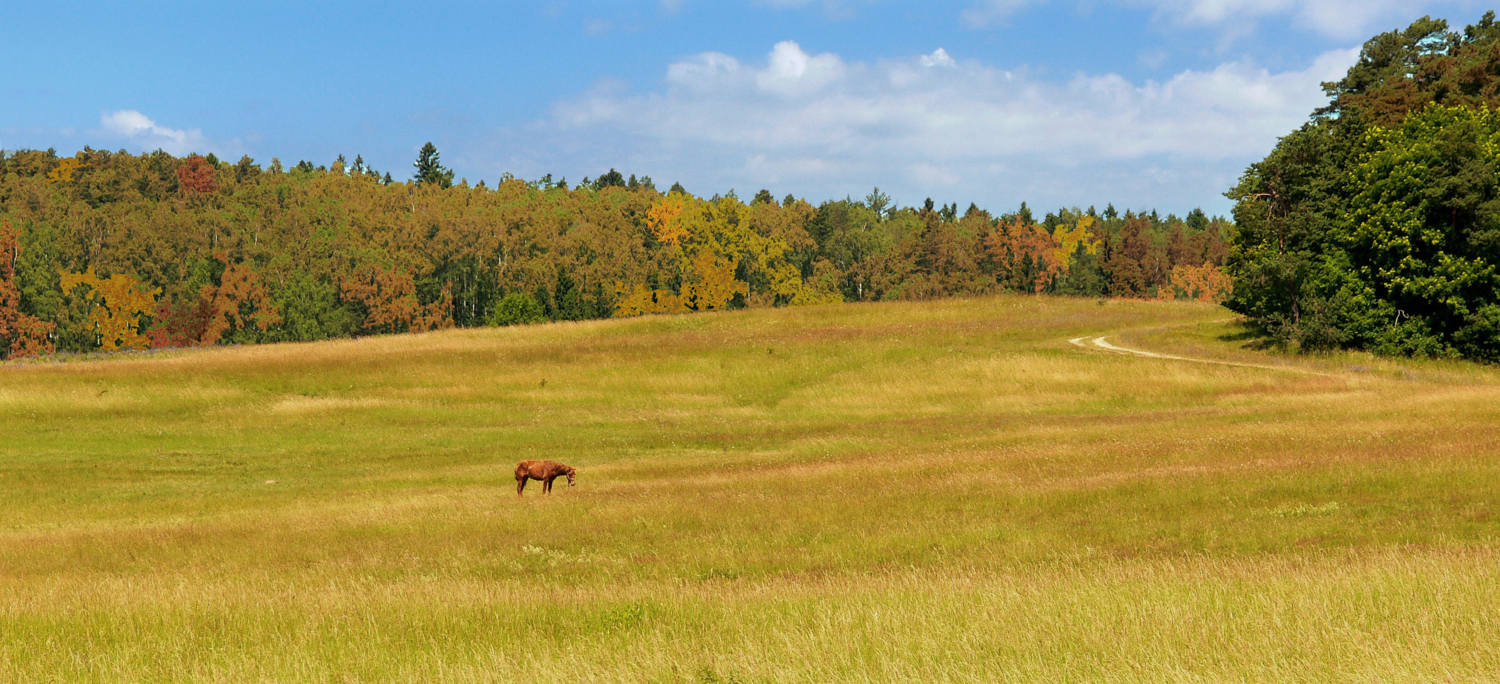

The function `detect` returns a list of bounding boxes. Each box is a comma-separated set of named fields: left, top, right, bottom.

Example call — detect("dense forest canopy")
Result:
left=1228, top=12, right=1500, bottom=361
left=0, top=140, right=1231, bottom=360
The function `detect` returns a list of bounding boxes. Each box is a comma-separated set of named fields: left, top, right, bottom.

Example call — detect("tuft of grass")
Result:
left=3, top=295, right=1499, bottom=681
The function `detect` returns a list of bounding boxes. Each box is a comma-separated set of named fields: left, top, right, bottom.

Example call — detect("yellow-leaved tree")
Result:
left=614, top=284, right=685, bottom=317
left=646, top=193, right=691, bottom=247
left=59, top=268, right=159, bottom=351
left=45, top=157, right=84, bottom=186
left=1051, top=216, right=1101, bottom=272
left=680, top=251, right=748, bottom=312
left=620, top=193, right=842, bottom=316
left=1156, top=263, right=1233, bottom=303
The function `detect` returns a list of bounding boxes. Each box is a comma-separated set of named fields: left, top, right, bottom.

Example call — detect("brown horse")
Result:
left=515, top=460, right=576, bottom=496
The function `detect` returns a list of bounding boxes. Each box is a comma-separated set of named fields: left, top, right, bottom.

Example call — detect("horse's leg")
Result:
left=544, top=475, right=555, bottom=494
left=517, top=476, right=527, bottom=497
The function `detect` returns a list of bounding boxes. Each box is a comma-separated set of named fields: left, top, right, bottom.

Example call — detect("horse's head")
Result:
left=566, top=468, right=577, bottom=487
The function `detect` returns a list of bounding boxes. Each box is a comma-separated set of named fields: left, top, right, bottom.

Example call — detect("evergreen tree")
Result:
left=593, top=168, right=626, bottom=189
left=412, top=142, right=454, bottom=188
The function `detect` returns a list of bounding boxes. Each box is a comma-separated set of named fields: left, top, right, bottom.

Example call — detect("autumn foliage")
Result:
left=175, top=155, right=219, bottom=194
left=59, top=268, right=159, bottom=351
left=1157, top=263, right=1233, bottom=304
left=45, top=158, right=83, bottom=186
left=0, top=148, right=1231, bottom=358
left=646, top=193, right=690, bottom=247
left=146, top=254, right=283, bottom=348
left=339, top=261, right=452, bottom=334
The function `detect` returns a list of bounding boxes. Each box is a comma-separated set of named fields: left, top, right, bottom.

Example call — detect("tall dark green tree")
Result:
left=591, top=168, right=626, bottom=190
left=412, top=142, right=454, bottom=188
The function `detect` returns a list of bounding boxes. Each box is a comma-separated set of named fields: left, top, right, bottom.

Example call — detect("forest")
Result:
left=1228, top=12, right=1500, bottom=361
left=0, top=143, right=1231, bottom=359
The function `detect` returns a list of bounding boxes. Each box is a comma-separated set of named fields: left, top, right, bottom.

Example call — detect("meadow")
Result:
left=2, top=295, right=1499, bottom=682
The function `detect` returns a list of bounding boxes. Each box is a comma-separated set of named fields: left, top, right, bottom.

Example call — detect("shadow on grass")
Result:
left=1218, top=319, right=1289, bottom=353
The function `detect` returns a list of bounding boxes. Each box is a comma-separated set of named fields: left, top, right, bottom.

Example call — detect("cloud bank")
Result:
left=517, top=40, right=1356, bottom=214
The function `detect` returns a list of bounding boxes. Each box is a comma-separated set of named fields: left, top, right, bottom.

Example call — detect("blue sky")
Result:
left=2, top=1, right=1487, bottom=215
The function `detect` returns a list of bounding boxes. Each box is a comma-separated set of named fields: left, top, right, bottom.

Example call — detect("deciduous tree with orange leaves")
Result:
left=147, top=254, right=284, bottom=348
left=987, top=217, right=1064, bottom=294
left=339, top=260, right=452, bottom=334
left=1157, top=263, right=1233, bottom=303
left=176, top=155, right=218, bottom=194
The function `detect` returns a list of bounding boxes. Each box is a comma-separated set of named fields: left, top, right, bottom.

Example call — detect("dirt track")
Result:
left=1068, top=334, right=1334, bottom=376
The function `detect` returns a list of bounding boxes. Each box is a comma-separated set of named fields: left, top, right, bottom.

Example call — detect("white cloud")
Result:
left=500, top=41, right=1358, bottom=214
left=98, top=110, right=234, bottom=157
left=757, top=41, right=846, bottom=94
left=918, top=48, right=957, bottom=68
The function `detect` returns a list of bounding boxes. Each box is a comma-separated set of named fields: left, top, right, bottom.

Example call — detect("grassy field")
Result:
left=3, top=295, right=1499, bottom=682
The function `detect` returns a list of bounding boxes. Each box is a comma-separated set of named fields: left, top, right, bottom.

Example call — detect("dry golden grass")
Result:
left=2, top=295, right=1498, bottom=682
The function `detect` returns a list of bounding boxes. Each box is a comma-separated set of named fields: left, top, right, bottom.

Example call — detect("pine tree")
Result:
left=412, top=142, right=454, bottom=188
left=593, top=168, right=625, bottom=189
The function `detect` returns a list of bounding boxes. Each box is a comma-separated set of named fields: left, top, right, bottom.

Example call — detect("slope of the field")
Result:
left=3, top=296, right=1499, bottom=682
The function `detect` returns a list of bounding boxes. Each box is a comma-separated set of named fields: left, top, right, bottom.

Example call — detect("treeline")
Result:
left=0, top=144, right=1231, bottom=359
left=1228, top=12, right=1500, bottom=361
